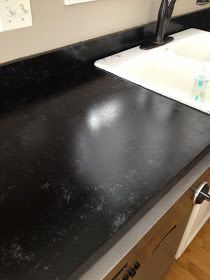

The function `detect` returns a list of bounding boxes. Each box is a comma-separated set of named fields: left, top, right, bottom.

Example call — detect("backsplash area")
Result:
left=0, top=0, right=209, bottom=64
left=0, top=8, right=210, bottom=95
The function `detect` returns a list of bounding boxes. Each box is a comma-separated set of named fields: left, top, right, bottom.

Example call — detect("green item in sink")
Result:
left=192, top=64, right=209, bottom=102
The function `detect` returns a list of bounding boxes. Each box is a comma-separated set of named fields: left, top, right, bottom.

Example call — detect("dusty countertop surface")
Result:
left=0, top=62, right=210, bottom=280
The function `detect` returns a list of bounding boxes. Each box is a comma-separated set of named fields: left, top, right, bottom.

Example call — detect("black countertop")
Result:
left=0, top=64, right=210, bottom=280
left=1, top=9, right=210, bottom=279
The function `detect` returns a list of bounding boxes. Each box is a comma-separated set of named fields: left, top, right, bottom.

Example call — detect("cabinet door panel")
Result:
left=176, top=167, right=210, bottom=257
left=104, top=188, right=193, bottom=280
left=135, top=219, right=188, bottom=280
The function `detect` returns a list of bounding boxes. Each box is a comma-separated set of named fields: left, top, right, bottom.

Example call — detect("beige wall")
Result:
left=0, top=0, right=209, bottom=64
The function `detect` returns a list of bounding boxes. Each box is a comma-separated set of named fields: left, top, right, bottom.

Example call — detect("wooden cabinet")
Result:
left=176, top=168, right=210, bottom=258
left=104, top=188, right=194, bottom=280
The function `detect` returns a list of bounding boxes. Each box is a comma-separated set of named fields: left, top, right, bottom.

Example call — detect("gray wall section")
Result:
left=0, top=0, right=209, bottom=64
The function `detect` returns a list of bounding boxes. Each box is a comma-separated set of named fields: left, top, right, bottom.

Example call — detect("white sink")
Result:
left=95, top=29, right=210, bottom=114
left=167, top=30, right=210, bottom=62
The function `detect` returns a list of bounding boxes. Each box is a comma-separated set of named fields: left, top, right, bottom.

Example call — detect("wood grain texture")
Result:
left=103, top=188, right=194, bottom=280
left=164, top=219, right=210, bottom=280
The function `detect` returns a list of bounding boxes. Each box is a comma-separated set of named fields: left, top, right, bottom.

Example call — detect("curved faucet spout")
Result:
left=153, top=0, right=177, bottom=44
left=140, top=0, right=210, bottom=50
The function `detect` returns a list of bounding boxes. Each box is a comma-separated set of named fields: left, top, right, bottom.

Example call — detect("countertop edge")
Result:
left=77, top=151, right=210, bottom=280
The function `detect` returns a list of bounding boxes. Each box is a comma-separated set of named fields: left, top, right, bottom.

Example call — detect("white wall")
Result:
left=0, top=0, right=209, bottom=64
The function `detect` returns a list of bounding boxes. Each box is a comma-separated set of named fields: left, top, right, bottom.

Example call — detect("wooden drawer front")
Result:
left=135, top=216, right=189, bottom=280
left=104, top=168, right=210, bottom=280
left=104, top=188, right=193, bottom=280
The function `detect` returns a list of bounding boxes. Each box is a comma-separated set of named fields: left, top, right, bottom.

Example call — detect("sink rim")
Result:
left=95, top=28, right=210, bottom=115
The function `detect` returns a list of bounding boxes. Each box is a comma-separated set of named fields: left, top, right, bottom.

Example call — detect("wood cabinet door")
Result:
left=176, top=167, right=210, bottom=258
left=104, top=187, right=193, bottom=280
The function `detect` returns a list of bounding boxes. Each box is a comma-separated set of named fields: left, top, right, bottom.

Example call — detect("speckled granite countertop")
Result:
left=1, top=9, right=210, bottom=279
left=0, top=64, right=210, bottom=280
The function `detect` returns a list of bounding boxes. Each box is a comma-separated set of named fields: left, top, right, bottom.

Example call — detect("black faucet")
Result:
left=141, top=0, right=210, bottom=50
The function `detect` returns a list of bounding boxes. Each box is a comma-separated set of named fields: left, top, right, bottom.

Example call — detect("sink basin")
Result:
left=95, top=29, right=210, bottom=114
left=166, top=30, right=210, bottom=62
